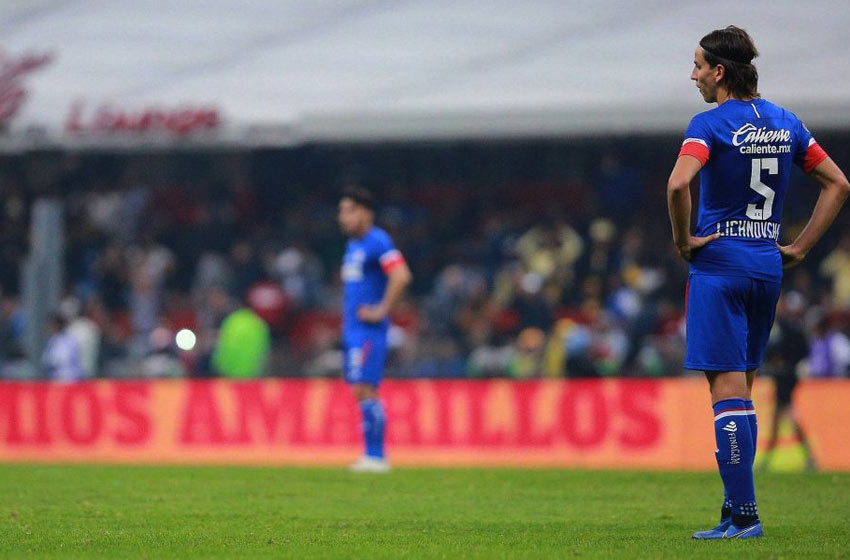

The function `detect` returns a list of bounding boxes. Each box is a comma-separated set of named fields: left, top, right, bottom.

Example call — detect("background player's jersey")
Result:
left=680, top=98, right=828, bottom=281
left=341, top=226, right=404, bottom=341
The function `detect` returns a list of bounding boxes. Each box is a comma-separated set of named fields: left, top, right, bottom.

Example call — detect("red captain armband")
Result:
left=679, top=138, right=710, bottom=166
left=379, top=249, right=406, bottom=274
left=803, top=141, right=829, bottom=173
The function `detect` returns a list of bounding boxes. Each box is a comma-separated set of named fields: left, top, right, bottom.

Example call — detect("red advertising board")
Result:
left=1, top=378, right=848, bottom=470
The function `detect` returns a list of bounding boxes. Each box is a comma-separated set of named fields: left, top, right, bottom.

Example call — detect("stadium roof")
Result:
left=2, top=0, right=849, bottom=149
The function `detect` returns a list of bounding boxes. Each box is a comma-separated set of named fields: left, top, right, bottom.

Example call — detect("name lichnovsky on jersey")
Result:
left=717, top=122, right=791, bottom=241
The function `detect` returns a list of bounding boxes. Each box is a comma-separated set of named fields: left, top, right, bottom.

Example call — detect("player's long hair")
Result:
left=699, top=25, right=759, bottom=100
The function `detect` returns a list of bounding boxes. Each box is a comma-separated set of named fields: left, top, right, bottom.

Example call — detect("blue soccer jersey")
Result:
left=680, top=98, right=829, bottom=372
left=341, top=226, right=405, bottom=385
left=680, top=98, right=828, bottom=282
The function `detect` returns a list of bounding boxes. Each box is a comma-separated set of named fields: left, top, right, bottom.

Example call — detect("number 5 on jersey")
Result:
left=746, top=157, right=778, bottom=220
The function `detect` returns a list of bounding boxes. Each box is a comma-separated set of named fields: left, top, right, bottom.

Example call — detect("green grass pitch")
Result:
left=0, top=465, right=848, bottom=558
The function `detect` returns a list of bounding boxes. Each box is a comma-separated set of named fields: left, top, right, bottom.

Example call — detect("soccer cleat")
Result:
left=348, top=456, right=391, bottom=473
left=722, top=521, right=763, bottom=539
left=691, top=519, right=732, bottom=540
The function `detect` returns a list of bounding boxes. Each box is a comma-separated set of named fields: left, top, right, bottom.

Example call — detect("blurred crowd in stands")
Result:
left=2, top=136, right=850, bottom=381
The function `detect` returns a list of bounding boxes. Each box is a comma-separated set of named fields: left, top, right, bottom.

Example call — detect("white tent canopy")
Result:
left=3, top=0, right=849, bottom=148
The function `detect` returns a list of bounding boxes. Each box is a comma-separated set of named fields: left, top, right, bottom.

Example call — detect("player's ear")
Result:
left=714, top=63, right=725, bottom=83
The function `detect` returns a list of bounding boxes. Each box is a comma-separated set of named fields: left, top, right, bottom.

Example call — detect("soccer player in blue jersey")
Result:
left=338, top=187, right=412, bottom=473
left=667, top=26, right=849, bottom=539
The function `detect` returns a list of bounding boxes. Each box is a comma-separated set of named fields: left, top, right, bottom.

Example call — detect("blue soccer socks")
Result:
left=720, top=399, right=758, bottom=521
left=360, top=399, right=386, bottom=459
left=698, top=398, right=761, bottom=539
left=721, top=496, right=732, bottom=524
left=744, top=399, right=758, bottom=464
left=713, top=398, right=759, bottom=527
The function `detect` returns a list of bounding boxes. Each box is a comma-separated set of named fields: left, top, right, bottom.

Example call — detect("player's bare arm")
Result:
left=667, top=154, right=721, bottom=261
left=779, top=157, right=850, bottom=269
left=357, top=263, right=412, bottom=323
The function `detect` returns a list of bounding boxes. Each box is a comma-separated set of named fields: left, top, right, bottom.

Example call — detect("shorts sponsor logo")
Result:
left=347, top=348, right=363, bottom=380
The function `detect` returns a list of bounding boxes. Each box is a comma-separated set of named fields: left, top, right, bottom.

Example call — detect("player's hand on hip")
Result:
left=677, top=233, right=720, bottom=261
left=778, top=244, right=806, bottom=269
left=357, top=304, right=388, bottom=323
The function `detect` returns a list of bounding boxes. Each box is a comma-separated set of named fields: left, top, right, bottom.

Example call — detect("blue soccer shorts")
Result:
left=343, top=330, right=388, bottom=387
left=685, top=273, right=781, bottom=372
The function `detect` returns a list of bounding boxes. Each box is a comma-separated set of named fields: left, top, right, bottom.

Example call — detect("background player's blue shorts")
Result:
left=343, top=330, right=388, bottom=386
left=685, top=273, right=781, bottom=372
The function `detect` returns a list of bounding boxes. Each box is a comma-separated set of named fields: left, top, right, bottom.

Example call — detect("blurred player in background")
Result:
left=762, top=291, right=817, bottom=471
left=338, top=187, right=412, bottom=473
left=667, top=25, right=849, bottom=539
left=42, top=313, right=84, bottom=383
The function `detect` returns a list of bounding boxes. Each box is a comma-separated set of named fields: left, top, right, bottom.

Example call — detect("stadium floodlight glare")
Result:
left=175, top=329, right=197, bottom=351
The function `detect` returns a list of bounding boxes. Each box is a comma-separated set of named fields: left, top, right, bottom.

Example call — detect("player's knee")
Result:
left=354, top=383, right=378, bottom=401
left=710, top=371, right=748, bottom=402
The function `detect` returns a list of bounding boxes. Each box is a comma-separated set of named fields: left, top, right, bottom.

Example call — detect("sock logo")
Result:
left=724, top=421, right=741, bottom=465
